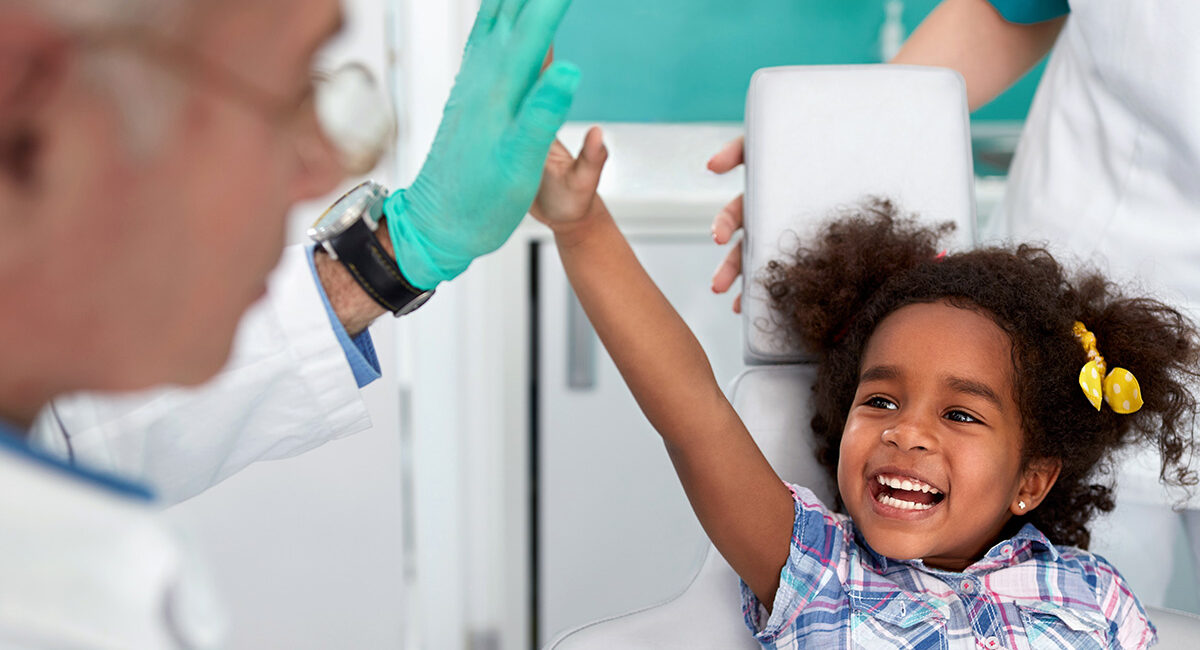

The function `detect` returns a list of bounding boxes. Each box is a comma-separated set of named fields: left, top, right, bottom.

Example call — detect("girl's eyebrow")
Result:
left=860, top=365, right=1004, bottom=412
left=859, top=365, right=901, bottom=384
left=944, top=376, right=1004, bottom=412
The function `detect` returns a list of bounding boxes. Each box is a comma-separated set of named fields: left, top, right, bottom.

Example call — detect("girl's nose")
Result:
left=880, top=420, right=937, bottom=452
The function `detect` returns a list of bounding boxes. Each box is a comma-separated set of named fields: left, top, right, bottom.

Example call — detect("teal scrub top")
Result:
left=986, top=0, right=1070, bottom=24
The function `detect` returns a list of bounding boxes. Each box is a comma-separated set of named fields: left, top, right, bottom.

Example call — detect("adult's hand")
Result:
left=708, top=135, right=745, bottom=314
left=384, top=0, right=580, bottom=290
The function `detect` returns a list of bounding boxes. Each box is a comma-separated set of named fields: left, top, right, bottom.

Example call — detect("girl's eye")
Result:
left=945, top=410, right=979, bottom=423
left=866, top=396, right=898, bottom=410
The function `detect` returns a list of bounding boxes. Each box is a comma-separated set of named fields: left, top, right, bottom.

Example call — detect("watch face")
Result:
left=307, top=180, right=388, bottom=242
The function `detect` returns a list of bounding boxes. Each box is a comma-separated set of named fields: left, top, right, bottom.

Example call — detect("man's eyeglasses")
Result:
left=76, top=27, right=394, bottom=176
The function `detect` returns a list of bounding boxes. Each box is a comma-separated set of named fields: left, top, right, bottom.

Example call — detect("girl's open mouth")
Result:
left=868, top=473, right=946, bottom=512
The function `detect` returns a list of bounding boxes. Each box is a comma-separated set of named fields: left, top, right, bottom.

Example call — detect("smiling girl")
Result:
left=532, top=129, right=1200, bottom=649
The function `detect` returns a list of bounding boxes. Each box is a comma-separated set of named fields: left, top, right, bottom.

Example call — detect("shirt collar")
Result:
left=0, top=417, right=155, bottom=502
left=993, top=522, right=1060, bottom=564
left=854, top=527, right=895, bottom=572
left=854, top=521, right=1059, bottom=575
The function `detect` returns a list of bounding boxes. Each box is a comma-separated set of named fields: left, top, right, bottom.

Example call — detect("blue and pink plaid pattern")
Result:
left=741, top=484, right=1156, bottom=649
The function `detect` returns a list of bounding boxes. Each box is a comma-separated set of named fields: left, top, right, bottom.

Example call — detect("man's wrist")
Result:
left=313, top=219, right=396, bottom=337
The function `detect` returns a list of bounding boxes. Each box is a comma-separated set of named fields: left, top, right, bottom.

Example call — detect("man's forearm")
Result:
left=312, top=222, right=394, bottom=337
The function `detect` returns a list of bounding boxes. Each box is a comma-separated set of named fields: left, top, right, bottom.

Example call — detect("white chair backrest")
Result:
left=546, top=65, right=1200, bottom=649
left=743, top=65, right=975, bottom=363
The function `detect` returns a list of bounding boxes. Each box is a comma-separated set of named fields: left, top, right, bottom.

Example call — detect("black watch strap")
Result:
left=327, top=219, right=433, bottom=316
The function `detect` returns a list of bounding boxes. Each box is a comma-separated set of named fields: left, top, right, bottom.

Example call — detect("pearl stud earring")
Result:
left=1018, top=501, right=1026, bottom=510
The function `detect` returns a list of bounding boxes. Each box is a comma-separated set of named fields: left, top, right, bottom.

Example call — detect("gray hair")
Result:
left=9, top=0, right=175, bottom=28
left=5, top=0, right=188, bottom=154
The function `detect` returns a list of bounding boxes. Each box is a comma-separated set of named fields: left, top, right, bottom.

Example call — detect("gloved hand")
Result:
left=385, top=0, right=581, bottom=290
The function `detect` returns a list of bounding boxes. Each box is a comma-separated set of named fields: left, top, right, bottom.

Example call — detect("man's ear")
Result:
left=1011, top=457, right=1063, bottom=516
left=0, top=9, right=69, bottom=188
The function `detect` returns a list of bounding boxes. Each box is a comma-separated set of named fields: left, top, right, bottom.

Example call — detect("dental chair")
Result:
left=546, top=66, right=1200, bottom=649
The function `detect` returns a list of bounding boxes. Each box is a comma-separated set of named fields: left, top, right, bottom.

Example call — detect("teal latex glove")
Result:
left=385, top=0, right=581, bottom=290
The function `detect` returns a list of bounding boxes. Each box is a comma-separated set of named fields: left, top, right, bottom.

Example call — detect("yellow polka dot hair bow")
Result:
left=1073, top=321, right=1143, bottom=414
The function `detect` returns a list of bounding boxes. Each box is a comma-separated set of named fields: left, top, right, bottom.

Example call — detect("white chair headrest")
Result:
left=741, top=65, right=976, bottom=364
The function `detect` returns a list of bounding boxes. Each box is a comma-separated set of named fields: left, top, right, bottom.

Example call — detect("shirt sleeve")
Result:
left=1088, top=555, right=1157, bottom=649
left=28, top=245, right=374, bottom=505
left=985, top=0, right=1070, bottom=24
left=305, top=245, right=381, bottom=388
left=741, top=483, right=846, bottom=641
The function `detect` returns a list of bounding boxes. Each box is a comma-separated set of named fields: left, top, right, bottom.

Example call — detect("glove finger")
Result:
left=514, top=0, right=572, bottom=46
left=498, top=0, right=531, bottom=30
left=470, top=0, right=503, bottom=37
left=502, top=61, right=581, bottom=171
left=507, top=0, right=572, bottom=94
left=498, top=0, right=570, bottom=112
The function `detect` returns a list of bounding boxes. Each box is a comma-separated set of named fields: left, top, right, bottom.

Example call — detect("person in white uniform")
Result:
left=0, top=0, right=577, bottom=645
left=707, top=0, right=1200, bottom=611
left=20, top=7, right=580, bottom=507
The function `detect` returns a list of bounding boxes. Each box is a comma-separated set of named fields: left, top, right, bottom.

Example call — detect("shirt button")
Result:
left=1000, top=544, right=1013, bottom=557
left=984, top=636, right=1001, bottom=649
left=961, top=579, right=974, bottom=592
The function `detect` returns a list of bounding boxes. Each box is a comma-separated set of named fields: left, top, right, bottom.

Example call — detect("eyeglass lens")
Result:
left=313, top=63, right=395, bottom=175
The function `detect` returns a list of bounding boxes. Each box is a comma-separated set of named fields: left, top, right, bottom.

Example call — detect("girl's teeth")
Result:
left=876, top=493, right=934, bottom=511
left=876, top=474, right=941, bottom=495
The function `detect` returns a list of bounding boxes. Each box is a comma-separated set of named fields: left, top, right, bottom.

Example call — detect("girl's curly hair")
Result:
left=762, top=199, right=1200, bottom=549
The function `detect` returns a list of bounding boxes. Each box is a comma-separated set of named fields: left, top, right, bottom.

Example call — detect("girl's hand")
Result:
left=531, top=126, right=607, bottom=235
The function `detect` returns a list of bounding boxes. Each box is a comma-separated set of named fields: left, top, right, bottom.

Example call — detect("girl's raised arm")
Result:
left=532, top=129, right=795, bottom=605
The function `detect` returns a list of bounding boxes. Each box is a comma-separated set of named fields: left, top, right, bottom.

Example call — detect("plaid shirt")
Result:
left=742, top=484, right=1156, bottom=649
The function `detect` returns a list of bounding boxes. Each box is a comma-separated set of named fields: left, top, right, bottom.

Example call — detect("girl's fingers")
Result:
left=572, top=126, right=607, bottom=190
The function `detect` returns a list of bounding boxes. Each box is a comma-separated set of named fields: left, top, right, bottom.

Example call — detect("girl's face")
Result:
left=837, top=300, right=1057, bottom=571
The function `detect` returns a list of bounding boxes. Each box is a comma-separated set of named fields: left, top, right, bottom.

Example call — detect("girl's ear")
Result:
left=1011, top=457, right=1062, bottom=515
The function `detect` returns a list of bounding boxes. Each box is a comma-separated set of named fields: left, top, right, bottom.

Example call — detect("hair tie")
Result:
left=1072, top=322, right=1142, bottom=414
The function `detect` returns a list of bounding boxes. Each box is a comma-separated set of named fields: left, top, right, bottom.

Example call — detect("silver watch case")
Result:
left=306, top=180, right=388, bottom=260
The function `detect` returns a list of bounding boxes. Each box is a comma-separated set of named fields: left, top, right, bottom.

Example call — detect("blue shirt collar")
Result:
left=0, top=417, right=155, bottom=502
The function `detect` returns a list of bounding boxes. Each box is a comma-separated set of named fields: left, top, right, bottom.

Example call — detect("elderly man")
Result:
left=0, top=0, right=575, bottom=645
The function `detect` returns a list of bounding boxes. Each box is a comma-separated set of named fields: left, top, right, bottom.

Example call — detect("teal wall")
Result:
left=556, top=0, right=1046, bottom=123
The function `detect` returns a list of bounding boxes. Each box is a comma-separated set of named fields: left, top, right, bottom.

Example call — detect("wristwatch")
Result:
left=307, top=181, right=434, bottom=317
